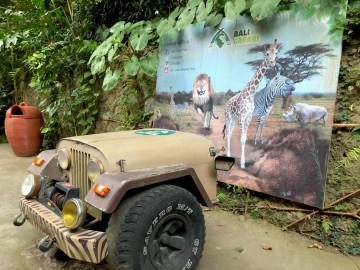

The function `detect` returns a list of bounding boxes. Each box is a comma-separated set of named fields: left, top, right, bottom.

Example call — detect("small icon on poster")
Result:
left=165, top=67, right=168, bottom=73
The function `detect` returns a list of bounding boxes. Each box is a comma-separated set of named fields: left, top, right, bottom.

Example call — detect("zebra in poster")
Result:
left=253, top=72, right=295, bottom=144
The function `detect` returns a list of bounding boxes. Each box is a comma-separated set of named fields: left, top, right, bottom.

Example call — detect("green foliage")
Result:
left=103, top=68, right=121, bottom=91
left=337, top=145, right=360, bottom=167
left=204, top=13, right=224, bottom=27
left=0, top=134, right=8, bottom=144
left=124, top=56, right=140, bottom=76
left=224, top=0, right=246, bottom=21
left=0, top=0, right=102, bottom=141
left=319, top=216, right=360, bottom=255
left=290, top=0, right=347, bottom=45
left=335, top=64, right=355, bottom=123
left=322, top=219, right=333, bottom=234
left=0, top=0, right=351, bottom=142
left=217, top=192, right=228, bottom=201
left=342, top=0, right=360, bottom=43
left=196, top=1, right=214, bottom=22
left=250, top=0, right=281, bottom=21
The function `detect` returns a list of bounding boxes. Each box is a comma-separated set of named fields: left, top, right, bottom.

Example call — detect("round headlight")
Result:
left=58, top=148, right=71, bottom=169
left=62, top=198, right=86, bottom=229
left=22, top=173, right=40, bottom=198
left=88, top=157, right=104, bottom=182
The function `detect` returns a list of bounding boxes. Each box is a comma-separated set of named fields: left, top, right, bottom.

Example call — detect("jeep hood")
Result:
left=57, top=129, right=216, bottom=173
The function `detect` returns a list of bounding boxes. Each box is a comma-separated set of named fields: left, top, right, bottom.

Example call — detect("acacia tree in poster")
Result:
left=245, top=43, right=334, bottom=108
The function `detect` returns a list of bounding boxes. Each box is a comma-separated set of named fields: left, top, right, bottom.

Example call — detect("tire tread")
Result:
left=106, top=185, right=205, bottom=270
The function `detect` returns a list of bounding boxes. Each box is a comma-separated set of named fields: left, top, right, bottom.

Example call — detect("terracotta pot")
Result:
left=5, top=102, right=44, bottom=157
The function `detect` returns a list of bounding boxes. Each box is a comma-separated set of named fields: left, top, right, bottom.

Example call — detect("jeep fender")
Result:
left=27, top=150, right=63, bottom=180
left=85, top=164, right=213, bottom=214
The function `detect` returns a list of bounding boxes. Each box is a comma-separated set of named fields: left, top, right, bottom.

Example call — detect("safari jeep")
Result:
left=13, top=129, right=233, bottom=270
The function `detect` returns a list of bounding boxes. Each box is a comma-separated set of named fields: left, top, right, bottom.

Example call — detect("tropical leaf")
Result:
left=250, top=0, right=281, bottom=21
left=108, top=48, right=116, bottom=62
left=5, top=33, right=20, bottom=48
left=188, top=0, right=202, bottom=9
left=91, top=56, right=106, bottom=75
left=124, top=55, right=140, bottom=76
left=204, top=13, right=223, bottom=27
left=130, top=31, right=149, bottom=51
left=196, top=1, right=214, bottom=22
left=110, top=21, right=126, bottom=36
left=84, top=71, right=92, bottom=79
left=225, top=0, right=246, bottom=21
left=157, top=19, right=173, bottom=37
left=139, top=53, right=159, bottom=77
left=102, top=68, right=121, bottom=91
left=169, top=6, right=184, bottom=21
left=81, top=125, right=92, bottom=135
left=176, top=7, right=196, bottom=30
left=295, top=0, right=312, bottom=9
left=88, top=37, right=112, bottom=63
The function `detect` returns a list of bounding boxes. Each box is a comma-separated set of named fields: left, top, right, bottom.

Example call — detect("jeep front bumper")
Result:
left=17, top=197, right=108, bottom=264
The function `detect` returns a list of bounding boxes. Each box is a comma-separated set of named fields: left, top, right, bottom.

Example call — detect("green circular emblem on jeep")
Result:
left=135, top=130, right=176, bottom=136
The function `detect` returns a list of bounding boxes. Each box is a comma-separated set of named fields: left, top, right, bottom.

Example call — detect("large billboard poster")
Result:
left=154, top=10, right=342, bottom=208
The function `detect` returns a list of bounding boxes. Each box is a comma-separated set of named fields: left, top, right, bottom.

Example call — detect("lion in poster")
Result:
left=192, top=74, right=218, bottom=130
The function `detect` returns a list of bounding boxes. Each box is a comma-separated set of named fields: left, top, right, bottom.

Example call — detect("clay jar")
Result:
left=5, top=102, right=44, bottom=157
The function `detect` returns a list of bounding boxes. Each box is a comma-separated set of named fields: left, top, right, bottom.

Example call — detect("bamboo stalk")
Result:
left=332, top=123, right=360, bottom=128
left=283, top=189, right=360, bottom=230
left=322, top=209, right=360, bottom=219
left=265, top=200, right=313, bottom=213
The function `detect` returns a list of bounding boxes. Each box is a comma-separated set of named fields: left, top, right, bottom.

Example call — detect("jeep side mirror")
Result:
left=214, top=155, right=235, bottom=171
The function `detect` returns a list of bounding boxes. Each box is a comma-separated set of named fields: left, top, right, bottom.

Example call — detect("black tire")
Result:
left=106, top=185, right=205, bottom=270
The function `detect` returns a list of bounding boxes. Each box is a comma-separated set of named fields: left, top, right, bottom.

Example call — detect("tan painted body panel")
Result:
left=57, top=129, right=217, bottom=201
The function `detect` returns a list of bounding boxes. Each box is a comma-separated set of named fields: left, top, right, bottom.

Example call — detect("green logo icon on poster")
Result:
left=209, top=27, right=231, bottom=49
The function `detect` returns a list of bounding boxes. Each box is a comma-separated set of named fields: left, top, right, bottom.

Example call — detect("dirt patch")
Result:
left=248, top=128, right=329, bottom=208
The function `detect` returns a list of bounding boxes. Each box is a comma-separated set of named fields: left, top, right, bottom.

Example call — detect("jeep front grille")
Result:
left=70, top=149, right=92, bottom=199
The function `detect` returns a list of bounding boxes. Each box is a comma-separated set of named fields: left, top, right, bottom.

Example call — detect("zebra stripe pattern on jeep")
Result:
left=20, top=198, right=108, bottom=263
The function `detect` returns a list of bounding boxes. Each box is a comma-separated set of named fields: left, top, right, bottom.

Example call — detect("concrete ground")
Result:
left=0, top=143, right=359, bottom=270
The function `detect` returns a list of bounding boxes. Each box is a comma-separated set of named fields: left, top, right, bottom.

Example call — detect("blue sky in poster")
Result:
left=156, top=11, right=342, bottom=95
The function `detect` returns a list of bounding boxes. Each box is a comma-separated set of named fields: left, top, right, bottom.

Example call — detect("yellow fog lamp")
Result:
left=88, top=157, right=104, bottom=182
left=58, top=148, right=71, bottom=170
left=214, top=155, right=235, bottom=171
left=21, top=173, right=41, bottom=198
left=61, top=198, right=86, bottom=230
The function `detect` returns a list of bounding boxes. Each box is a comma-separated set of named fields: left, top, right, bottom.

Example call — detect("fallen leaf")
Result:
left=308, top=243, right=322, bottom=250
left=263, top=246, right=272, bottom=251
left=321, top=215, right=329, bottom=221
left=218, top=224, right=224, bottom=227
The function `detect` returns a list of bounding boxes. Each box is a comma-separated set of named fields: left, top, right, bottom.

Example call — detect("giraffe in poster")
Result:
left=223, top=39, right=280, bottom=168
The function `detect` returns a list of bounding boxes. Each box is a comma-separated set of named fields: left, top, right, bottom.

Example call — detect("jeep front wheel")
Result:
left=106, top=185, right=205, bottom=270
